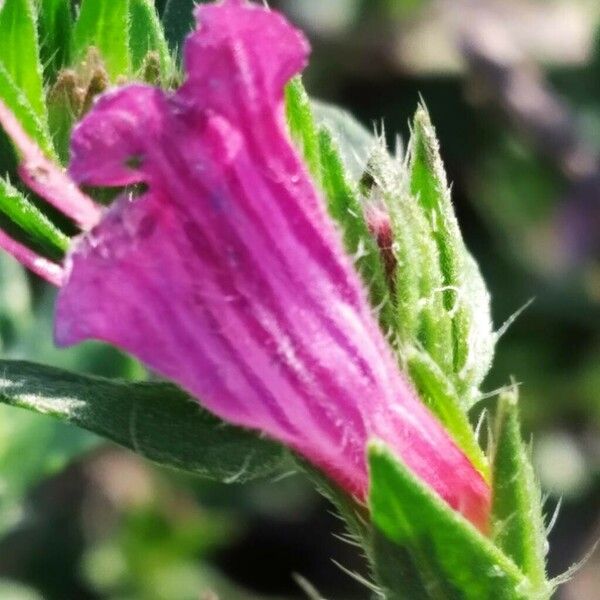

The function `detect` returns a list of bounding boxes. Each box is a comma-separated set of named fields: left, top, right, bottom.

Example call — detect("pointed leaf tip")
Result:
left=492, top=389, right=551, bottom=596
left=368, top=441, right=537, bottom=599
left=407, top=103, right=495, bottom=406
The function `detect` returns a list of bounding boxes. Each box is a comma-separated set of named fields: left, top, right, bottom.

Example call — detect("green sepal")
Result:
left=0, top=0, right=48, bottom=124
left=285, top=79, right=322, bottom=180
left=408, top=106, right=494, bottom=406
left=0, top=177, right=69, bottom=260
left=129, top=0, right=173, bottom=78
left=372, top=143, right=454, bottom=373
left=37, top=0, right=73, bottom=81
left=369, top=442, right=538, bottom=600
left=0, top=61, right=55, bottom=158
left=72, top=0, right=130, bottom=80
left=491, top=389, right=551, bottom=596
left=294, top=456, right=371, bottom=552
left=0, top=360, right=287, bottom=482
left=406, top=348, right=489, bottom=479
left=311, top=100, right=375, bottom=182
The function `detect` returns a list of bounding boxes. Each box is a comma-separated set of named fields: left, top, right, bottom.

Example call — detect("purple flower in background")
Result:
left=0, top=0, right=490, bottom=528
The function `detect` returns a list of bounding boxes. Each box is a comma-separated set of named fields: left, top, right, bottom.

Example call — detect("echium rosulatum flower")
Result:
left=0, top=0, right=490, bottom=528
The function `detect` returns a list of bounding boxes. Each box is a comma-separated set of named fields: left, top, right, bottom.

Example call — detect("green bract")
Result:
left=492, top=390, right=551, bottom=597
left=369, top=442, right=540, bottom=600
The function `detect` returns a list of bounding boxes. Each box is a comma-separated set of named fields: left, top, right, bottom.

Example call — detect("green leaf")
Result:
left=72, top=0, right=130, bottom=80
left=368, top=442, right=541, bottom=600
left=491, top=389, right=550, bottom=596
left=0, top=61, right=55, bottom=158
left=0, top=177, right=69, bottom=259
left=129, top=0, right=172, bottom=76
left=37, top=0, right=73, bottom=81
left=0, top=360, right=287, bottom=482
left=285, top=79, right=393, bottom=331
left=0, top=0, right=47, bottom=123
left=408, top=106, right=494, bottom=406
left=162, top=0, right=196, bottom=55
left=372, top=531, right=431, bottom=600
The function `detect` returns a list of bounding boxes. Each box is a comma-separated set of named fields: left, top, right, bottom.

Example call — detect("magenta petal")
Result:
left=69, top=85, right=168, bottom=187
left=180, top=0, right=309, bottom=117
left=56, top=0, right=490, bottom=528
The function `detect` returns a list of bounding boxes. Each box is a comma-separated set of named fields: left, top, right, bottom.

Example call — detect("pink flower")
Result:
left=0, top=0, right=490, bottom=528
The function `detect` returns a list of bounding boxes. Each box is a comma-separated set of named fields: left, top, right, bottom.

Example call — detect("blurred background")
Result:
left=1, top=0, right=600, bottom=598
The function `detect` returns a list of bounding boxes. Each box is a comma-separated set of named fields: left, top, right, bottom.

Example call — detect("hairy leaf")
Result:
left=492, top=390, right=550, bottom=596
left=0, top=360, right=287, bottom=482
left=129, top=0, right=172, bottom=76
left=72, top=0, right=130, bottom=80
left=369, top=442, right=540, bottom=599
left=38, top=0, right=73, bottom=80
left=0, top=61, right=55, bottom=157
left=406, top=349, right=488, bottom=479
left=311, top=100, right=374, bottom=182
left=375, top=141, right=454, bottom=371
left=318, top=128, right=393, bottom=328
left=285, top=79, right=323, bottom=179
left=0, top=0, right=47, bottom=122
